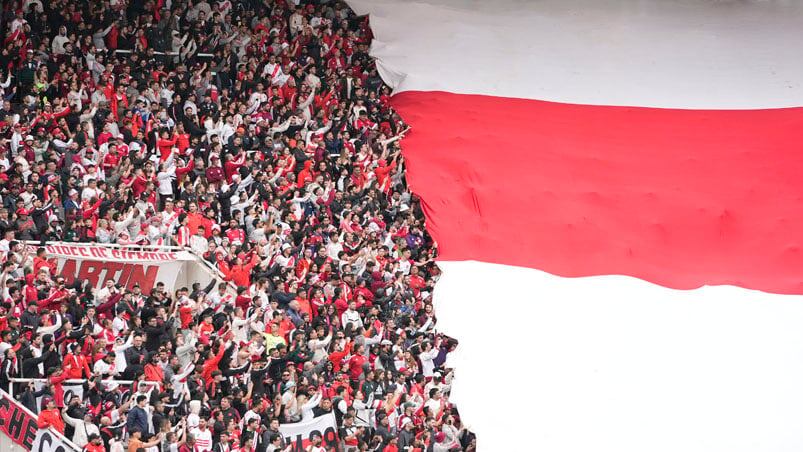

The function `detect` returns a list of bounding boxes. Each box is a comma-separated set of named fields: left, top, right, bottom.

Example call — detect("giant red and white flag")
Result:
left=348, top=0, right=803, bottom=450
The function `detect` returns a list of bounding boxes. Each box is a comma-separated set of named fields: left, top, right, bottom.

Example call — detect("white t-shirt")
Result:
left=190, top=427, right=212, bottom=452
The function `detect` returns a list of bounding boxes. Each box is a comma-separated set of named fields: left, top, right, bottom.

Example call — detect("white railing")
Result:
left=7, top=378, right=138, bottom=400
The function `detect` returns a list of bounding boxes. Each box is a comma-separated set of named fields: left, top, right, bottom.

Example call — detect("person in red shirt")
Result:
left=345, top=344, right=368, bottom=381
left=144, top=353, right=164, bottom=383
left=218, top=252, right=261, bottom=288
left=63, top=343, right=92, bottom=379
left=224, top=220, right=245, bottom=245
left=32, top=247, right=55, bottom=275
left=38, top=277, right=71, bottom=311
left=205, top=155, right=225, bottom=184
left=184, top=202, right=205, bottom=235
left=83, top=433, right=106, bottom=452
left=102, top=145, right=120, bottom=177
left=157, top=130, right=178, bottom=161
left=24, top=274, right=39, bottom=305
left=223, top=151, right=246, bottom=182
left=175, top=124, right=190, bottom=152
left=37, top=397, right=65, bottom=433
left=328, top=340, right=352, bottom=373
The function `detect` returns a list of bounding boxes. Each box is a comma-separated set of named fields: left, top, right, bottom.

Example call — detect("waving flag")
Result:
left=348, top=0, right=803, bottom=450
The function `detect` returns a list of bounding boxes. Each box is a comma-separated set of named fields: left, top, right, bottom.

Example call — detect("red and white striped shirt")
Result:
left=190, top=427, right=212, bottom=452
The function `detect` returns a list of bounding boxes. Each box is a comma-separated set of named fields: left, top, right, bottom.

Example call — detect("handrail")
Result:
left=0, top=389, right=81, bottom=452
left=8, top=378, right=136, bottom=385
left=6, top=378, right=142, bottom=400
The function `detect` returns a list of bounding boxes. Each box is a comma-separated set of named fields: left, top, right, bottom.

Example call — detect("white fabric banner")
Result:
left=30, top=428, right=77, bottom=452
left=278, top=413, right=339, bottom=451
left=27, top=243, right=198, bottom=293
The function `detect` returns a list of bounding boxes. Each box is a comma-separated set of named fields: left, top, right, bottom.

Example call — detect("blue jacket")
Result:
left=126, top=405, right=149, bottom=434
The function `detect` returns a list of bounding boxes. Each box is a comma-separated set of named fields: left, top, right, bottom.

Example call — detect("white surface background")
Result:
left=435, top=261, right=803, bottom=451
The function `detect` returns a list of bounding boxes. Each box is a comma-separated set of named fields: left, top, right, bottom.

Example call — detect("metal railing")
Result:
left=7, top=378, right=138, bottom=400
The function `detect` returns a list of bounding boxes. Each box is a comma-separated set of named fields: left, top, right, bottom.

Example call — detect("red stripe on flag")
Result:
left=394, top=91, right=803, bottom=294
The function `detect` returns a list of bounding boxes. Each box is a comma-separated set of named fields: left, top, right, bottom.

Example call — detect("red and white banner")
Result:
left=278, top=413, right=338, bottom=451
left=30, top=244, right=201, bottom=293
left=348, top=0, right=803, bottom=451
left=0, top=390, right=39, bottom=450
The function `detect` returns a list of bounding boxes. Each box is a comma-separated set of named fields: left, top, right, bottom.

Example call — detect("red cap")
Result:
left=16, top=208, right=28, bottom=215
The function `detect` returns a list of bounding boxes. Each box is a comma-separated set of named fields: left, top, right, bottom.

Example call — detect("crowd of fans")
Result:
left=0, top=0, right=477, bottom=451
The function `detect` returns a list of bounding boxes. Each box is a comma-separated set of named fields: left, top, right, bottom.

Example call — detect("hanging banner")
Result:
left=30, top=429, right=74, bottom=452
left=279, top=413, right=339, bottom=451
left=27, top=244, right=198, bottom=293
left=0, top=390, right=39, bottom=450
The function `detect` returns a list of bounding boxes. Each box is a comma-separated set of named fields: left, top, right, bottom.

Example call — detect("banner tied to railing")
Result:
left=26, top=244, right=197, bottom=293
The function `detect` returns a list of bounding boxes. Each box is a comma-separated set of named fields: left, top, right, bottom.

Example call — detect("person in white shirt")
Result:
left=326, top=233, right=344, bottom=262
left=95, top=279, right=118, bottom=307
left=304, top=65, right=321, bottom=90
left=187, top=400, right=202, bottom=430
left=81, top=178, right=101, bottom=201
left=299, top=389, right=322, bottom=422
left=112, top=334, right=134, bottom=375
left=170, top=362, right=195, bottom=398
left=424, top=388, right=445, bottom=419
left=231, top=307, right=258, bottom=343
left=307, top=327, right=332, bottom=364
left=93, top=353, right=118, bottom=377
left=189, top=227, right=209, bottom=255
left=157, top=150, right=178, bottom=200
left=0, top=230, right=12, bottom=254
left=190, top=419, right=213, bottom=452
left=51, top=26, right=69, bottom=54
left=418, top=338, right=440, bottom=378
left=111, top=311, right=128, bottom=336
left=62, top=404, right=100, bottom=447
left=341, top=301, right=363, bottom=330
